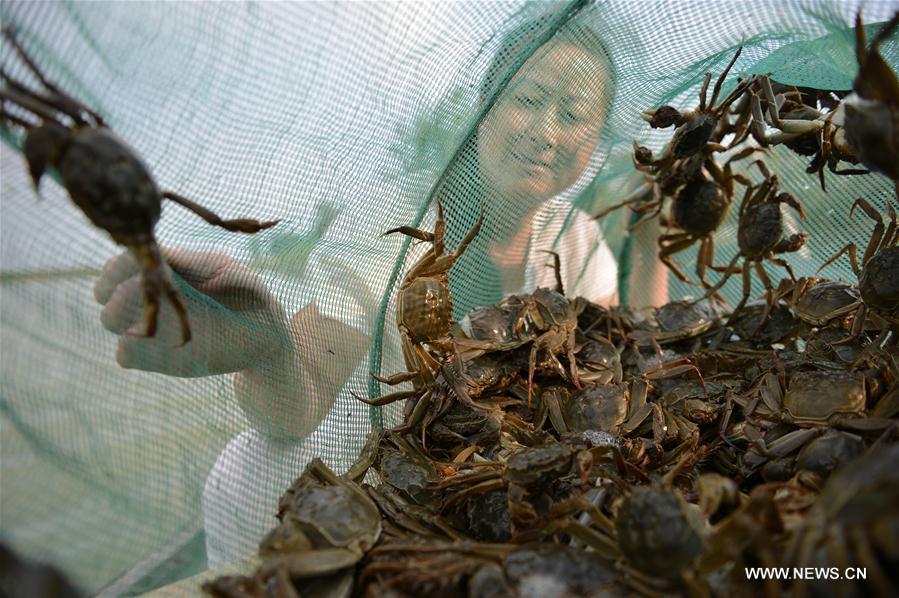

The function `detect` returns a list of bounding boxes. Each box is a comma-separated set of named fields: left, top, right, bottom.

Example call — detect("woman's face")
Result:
left=477, top=41, right=612, bottom=203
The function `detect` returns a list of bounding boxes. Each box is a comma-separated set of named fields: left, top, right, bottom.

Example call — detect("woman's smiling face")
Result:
left=477, top=41, right=613, bottom=203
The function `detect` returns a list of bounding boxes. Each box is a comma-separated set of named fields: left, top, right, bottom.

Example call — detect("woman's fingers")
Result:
left=95, top=248, right=233, bottom=307
left=94, top=252, right=138, bottom=304
left=161, top=248, right=233, bottom=287
left=99, top=275, right=143, bottom=333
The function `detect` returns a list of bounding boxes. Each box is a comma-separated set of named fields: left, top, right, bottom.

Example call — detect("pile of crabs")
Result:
left=205, top=264, right=899, bottom=597
left=204, top=12, right=899, bottom=598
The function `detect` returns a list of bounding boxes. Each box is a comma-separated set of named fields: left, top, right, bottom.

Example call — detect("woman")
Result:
left=95, top=15, right=660, bottom=567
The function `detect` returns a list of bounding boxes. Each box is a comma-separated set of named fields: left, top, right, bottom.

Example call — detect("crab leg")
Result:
left=708, top=46, right=743, bottom=109
left=161, top=191, right=279, bottom=233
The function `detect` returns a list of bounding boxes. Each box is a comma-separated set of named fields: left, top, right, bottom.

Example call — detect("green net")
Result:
left=1, top=0, right=897, bottom=593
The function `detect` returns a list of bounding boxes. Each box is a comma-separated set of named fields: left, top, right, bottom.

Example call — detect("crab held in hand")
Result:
left=0, top=27, right=279, bottom=345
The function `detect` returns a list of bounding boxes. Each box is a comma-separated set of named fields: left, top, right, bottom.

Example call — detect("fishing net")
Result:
left=0, top=0, right=896, bottom=593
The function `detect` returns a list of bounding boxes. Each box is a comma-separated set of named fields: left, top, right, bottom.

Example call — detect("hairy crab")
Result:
left=386, top=200, right=483, bottom=374
left=0, top=28, right=279, bottom=345
left=703, top=161, right=808, bottom=330
left=750, top=75, right=866, bottom=191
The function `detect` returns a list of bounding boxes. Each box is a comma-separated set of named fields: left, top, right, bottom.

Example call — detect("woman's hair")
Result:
left=478, top=16, right=617, bottom=115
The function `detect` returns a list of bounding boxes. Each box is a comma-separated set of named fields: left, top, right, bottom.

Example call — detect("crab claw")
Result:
left=641, top=106, right=683, bottom=128
left=632, top=140, right=653, bottom=165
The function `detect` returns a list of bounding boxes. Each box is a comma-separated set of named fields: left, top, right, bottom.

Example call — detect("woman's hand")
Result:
left=94, top=248, right=286, bottom=377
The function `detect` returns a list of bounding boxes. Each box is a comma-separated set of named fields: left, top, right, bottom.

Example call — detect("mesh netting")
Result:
left=1, top=0, right=897, bottom=593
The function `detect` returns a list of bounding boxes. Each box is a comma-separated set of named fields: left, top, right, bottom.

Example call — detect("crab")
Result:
left=656, top=149, right=757, bottom=288
left=356, top=351, right=502, bottom=450
left=386, top=199, right=483, bottom=375
left=643, top=46, right=753, bottom=161
left=542, top=380, right=651, bottom=437
left=575, top=335, right=623, bottom=385
left=750, top=75, right=867, bottom=191
left=737, top=355, right=895, bottom=475
left=434, top=442, right=577, bottom=534
left=595, top=131, right=757, bottom=241
left=702, top=161, right=808, bottom=330
left=842, top=10, right=899, bottom=189
left=749, top=79, right=849, bottom=157
left=776, top=277, right=861, bottom=329
left=595, top=48, right=757, bottom=238
left=629, top=299, right=724, bottom=348
left=503, top=287, right=583, bottom=404
left=241, top=458, right=383, bottom=588
left=788, top=444, right=899, bottom=597
left=457, top=273, right=584, bottom=407
left=544, top=355, right=707, bottom=445
left=0, top=27, right=279, bottom=345
left=613, top=486, right=704, bottom=582
left=729, top=299, right=801, bottom=347
left=817, top=198, right=899, bottom=345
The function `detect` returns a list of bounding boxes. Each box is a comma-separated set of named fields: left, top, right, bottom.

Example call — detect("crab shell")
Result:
left=738, top=201, right=783, bottom=258
left=671, top=112, right=718, bottom=159
left=672, top=179, right=729, bottom=235
left=654, top=300, right=719, bottom=341
left=783, top=370, right=866, bottom=426
left=859, top=245, right=899, bottom=311
left=397, top=276, right=454, bottom=344
left=54, top=127, right=161, bottom=245
left=792, top=280, right=860, bottom=327
left=614, top=486, right=703, bottom=579
left=504, top=443, right=573, bottom=488
left=563, top=383, right=629, bottom=433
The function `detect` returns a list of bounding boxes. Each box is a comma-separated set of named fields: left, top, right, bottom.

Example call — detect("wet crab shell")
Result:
left=563, top=383, right=629, bottom=433
left=804, top=327, right=866, bottom=363
left=460, top=355, right=519, bottom=397
left=738, top=201, right=783, bottom=258
left=464, top=305, right=515, bottom=343
left=281, top=483, right=379, bottom=549
left=671, top=179, right=729, bottom=235
left=577, top=339, right=622, bottom=384
left=379, top=448, right=439, bottom=505
left=654, top=300, right=719, bottom=340
left=614, top=487, right=703, bottom=579
left=859, top=246, right=899, bottom=311
left=792, top=280, right=860, bottom=327
left=531, top=288, right=573, bottom=323
left=731, top=301, right=799, bottom=344
left=795, top=429, right=866, bottom=479
left=783, top=370, right=866, bottom=426
left=54, top=127, right=161, bottom=245
left=397, top=276, right=454, bottom=343
left=504, top=444, right=573, bottom=488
